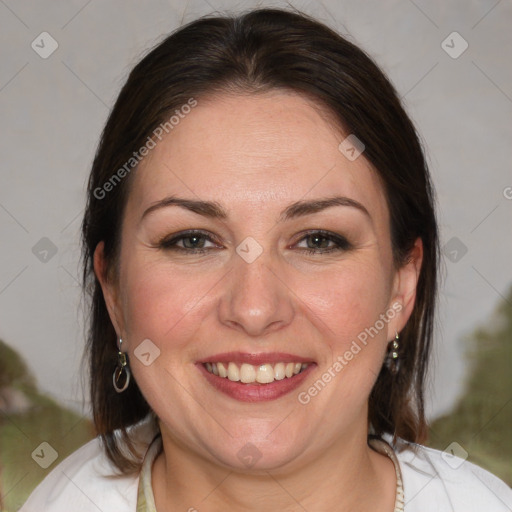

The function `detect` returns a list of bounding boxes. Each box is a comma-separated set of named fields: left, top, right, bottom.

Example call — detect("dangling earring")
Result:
left=385, top=331, right=400, bottom=375
left=113, top=338, right=131, bottom=393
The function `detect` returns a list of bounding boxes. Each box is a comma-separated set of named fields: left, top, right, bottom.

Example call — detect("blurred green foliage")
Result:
left=0, top=339, right=94, bottom=511
left=0, top=341, right=35, bottom=391
left=428, top=287, right=512, bottom=485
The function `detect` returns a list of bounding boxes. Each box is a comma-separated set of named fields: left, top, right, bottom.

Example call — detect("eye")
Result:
left=294, top=230, right=351, bottom=254
left=157, top=230, right=220, bottom=254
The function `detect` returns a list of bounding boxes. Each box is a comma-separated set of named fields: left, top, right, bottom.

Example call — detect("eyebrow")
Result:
left=141, top=195, right=371, bottom=222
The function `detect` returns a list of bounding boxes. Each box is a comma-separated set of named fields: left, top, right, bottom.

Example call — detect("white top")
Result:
left=138, top=437, right=404, bottom=511
left=20, top=420, right=512, bottom=512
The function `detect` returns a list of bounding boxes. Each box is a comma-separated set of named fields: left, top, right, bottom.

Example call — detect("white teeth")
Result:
left=217, top=362, right=227, bottom=378
left=273, top=362, right=286, bottom=380
left=205, top=361, right=309, bottom=384
left=227, top=362, right=240, bottom=382
left=240, top=363, right=256, bottom=383
left=256, top=364, right=274, bottom=383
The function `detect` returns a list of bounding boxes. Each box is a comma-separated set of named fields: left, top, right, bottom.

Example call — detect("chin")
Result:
left=207, top=427, right=309, bottom=472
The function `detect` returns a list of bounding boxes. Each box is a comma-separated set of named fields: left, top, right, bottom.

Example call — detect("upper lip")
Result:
left=197, top=352, right=315, bottom=366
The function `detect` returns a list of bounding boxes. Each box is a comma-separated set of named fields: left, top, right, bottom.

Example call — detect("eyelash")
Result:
left=157, top=229, right=351, bottom=255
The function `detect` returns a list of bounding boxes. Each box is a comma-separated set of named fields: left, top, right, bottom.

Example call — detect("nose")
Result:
left=218, top=249, right=295, bottom=337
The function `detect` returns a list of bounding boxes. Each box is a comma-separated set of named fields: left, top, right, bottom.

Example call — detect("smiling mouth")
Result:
left=203, top=361, right=309, bottom=385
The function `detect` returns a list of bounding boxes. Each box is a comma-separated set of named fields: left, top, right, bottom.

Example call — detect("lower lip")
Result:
left=197, top=363, right=316, bottom=402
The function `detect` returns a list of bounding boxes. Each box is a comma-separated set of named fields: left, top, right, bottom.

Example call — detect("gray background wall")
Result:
left=0, top=0, right=511, bottom=420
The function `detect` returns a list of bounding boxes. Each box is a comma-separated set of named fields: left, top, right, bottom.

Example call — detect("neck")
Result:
left=151, top=425, right=396, bottom=512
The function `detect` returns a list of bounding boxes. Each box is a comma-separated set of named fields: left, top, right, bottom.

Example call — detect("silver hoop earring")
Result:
left=113, top=338, right=131, bottom=393
left=385, top=331, right=400, bottom=375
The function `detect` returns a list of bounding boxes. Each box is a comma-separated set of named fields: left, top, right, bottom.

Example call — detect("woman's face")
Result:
left=96, top=90, right=421, bottom=471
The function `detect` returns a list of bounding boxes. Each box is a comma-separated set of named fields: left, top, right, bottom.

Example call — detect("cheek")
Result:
left=119, top=258, right=213, bottom=352
left=118, top=259, right=218, bottom=417
left=299, top=259, right=392, bottom=341
left=297, top=260, right=392, bottom=398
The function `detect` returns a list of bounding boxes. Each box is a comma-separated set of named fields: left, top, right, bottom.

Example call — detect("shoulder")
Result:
left=19, top=436, right=139, bottom=512
left=19, top=416, right=158, bottom=512
left=391, top=437, right=512, bottom=512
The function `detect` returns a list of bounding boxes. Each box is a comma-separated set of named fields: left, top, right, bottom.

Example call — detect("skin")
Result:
left=94, top=90, right=422, bottom=511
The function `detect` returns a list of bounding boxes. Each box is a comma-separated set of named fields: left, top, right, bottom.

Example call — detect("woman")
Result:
left=20, top=7, right=512, bottom=512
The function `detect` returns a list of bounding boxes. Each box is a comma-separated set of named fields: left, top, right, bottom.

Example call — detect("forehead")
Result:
left=127, top=91, right=388, bottom=226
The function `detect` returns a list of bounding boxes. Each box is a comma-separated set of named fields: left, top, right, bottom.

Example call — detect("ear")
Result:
left=93, top=241, right=125, bottom=338
left=386, top=237, right=423, bottom=340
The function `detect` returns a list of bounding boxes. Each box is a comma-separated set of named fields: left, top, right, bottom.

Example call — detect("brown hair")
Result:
left=81, top=7, right=439, bottom=473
